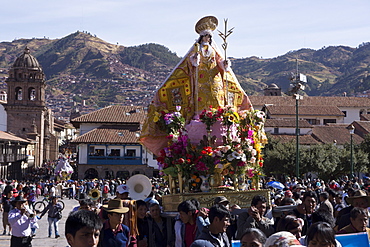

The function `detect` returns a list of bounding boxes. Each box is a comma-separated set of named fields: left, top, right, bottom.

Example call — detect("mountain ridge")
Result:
left=1, top=31, right=370, bottom=118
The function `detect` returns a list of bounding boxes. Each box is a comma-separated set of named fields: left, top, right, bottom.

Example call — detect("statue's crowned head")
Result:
left=195, top=16, right=218, bottom=36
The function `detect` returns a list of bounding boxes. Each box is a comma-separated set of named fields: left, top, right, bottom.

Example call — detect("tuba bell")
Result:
left=127, top=174, right=152, bottom=201
left=88, top=188, right=101, bottom=201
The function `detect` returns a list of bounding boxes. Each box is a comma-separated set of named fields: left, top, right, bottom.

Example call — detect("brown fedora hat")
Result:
left=345, top=190, right=370, bottom=205
left=102, top=199, right=129, bottom=214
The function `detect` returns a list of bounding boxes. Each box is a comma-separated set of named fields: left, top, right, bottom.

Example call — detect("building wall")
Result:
left=269, top=114, right=344, bottom=125
left=78, top=144, right=88, bottom=164
left=78, top=164, right=154, bottom=179
left=80, top=124, right=102, bottom=135
left=265, top=127, right=312, bottom=135
left=338, top=107, right=370, bottom=123
left=0, top=104, right=6, bottom=131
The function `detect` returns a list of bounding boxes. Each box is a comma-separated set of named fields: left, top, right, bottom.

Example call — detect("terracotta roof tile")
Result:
left=354, top=121, right=370, bottom=133
left=265, top=119, right=312, bottom=128
left=71, top=127, right=139, bottom=144
left=265, top=105, right=345, bottom=116
left=270, top=134, right=320, bottom=145
left=0, top=131, right=30, bottom=143
left=361, top=114, right=370, bottom=121
left=250, top=96, right=370, bottom=107
left=312, top=125, right=363, bottom=145
left=71, top=105, right=146, bottom=124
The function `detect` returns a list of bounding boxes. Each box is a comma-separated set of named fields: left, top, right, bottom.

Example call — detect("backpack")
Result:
left=103, top=185, right=109, bottom=194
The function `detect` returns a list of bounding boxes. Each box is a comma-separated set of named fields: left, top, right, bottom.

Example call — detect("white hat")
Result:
left=117, top=184, right=130, bottom=194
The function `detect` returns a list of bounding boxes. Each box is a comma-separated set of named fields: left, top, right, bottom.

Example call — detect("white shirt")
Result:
left=8, top=208, right=36, bottom=237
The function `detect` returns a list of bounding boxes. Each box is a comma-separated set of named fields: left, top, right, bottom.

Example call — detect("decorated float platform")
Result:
left=162, top=190, right=270, bottom=212
left=139, top=16, right=270, bottom=212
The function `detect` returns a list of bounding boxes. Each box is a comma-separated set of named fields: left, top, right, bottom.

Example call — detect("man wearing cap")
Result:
left=8, top=195, right=36, bottom=247
left=115, top=184, right=130, bottom=200
left=99, top=199, right=131, bottom=247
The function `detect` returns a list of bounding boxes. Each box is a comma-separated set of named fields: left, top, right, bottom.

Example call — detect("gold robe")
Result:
left=140, top=42, right=253, bottom=155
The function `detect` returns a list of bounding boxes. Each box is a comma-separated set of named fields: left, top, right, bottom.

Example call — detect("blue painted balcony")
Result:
left=87, top=155, right=143, bottom=165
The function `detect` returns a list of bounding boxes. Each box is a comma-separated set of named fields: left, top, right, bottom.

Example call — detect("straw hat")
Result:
left=102, top=199, right=129, bottom=214
left=345, top=190, right=370, bottom=205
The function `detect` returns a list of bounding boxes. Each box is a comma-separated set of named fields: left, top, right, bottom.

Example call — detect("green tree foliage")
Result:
left=263, top=135, right=369, bottom=180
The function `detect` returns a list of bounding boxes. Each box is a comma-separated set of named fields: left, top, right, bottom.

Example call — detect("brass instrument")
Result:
left=127, top=174, right=152, bottom=201
left=88, top=188, right=101, bottom=201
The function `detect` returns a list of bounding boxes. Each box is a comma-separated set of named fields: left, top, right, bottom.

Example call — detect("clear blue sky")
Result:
left=1, top=0, right=370, bottom=59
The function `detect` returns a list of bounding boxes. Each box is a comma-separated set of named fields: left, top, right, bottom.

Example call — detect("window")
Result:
left=306, top=119, right=320, bottom=125
left=342, top=111, right=347, bottom=117
left=110, top=149, right=120, bottom=156
left=126, top=149, right=136, bottom=157
left=15, top=87, right=22, bottom=100
left=323, top=119, right=336, bottom=125
left=274, top=128, right=279, bottom=134
left=95, top=149, right=105, bottom=156
left=29, top=88, right=36, bottom=101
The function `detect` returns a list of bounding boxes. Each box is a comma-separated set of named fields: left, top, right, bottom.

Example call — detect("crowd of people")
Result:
left=0, top=175, right=370, bottom=247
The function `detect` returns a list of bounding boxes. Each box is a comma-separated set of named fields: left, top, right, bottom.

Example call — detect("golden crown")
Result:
left=195, top=16, right=218, bottom=35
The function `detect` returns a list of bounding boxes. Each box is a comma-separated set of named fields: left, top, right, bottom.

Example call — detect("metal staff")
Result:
left=194, top=43, right=200, bottom=113
left=218, top=19, right=234, bottom=106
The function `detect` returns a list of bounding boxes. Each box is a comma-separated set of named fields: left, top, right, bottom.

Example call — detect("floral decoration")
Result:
left=155, top=105, right=267, bottom=191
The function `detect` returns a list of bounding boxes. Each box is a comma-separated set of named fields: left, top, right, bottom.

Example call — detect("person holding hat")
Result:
left=8, top=195, right=36, bottom=247
left=99, top=199, right=131, bottom=247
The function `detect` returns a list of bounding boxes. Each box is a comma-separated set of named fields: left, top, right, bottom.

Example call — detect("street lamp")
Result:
left=289, top=59, right=306, bottom=178
left=348, top=124, right=355, bottom=179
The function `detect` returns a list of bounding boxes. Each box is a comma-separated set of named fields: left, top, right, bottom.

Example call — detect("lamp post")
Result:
left=348, top=124, right=355, bottom=179
left=289, top=59, right=306, bottom=178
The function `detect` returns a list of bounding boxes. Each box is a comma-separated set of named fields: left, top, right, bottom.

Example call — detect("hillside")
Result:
left=1, top=31, right=370, bottom=119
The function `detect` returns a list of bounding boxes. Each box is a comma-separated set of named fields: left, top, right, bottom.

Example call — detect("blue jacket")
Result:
left=99, top=222, right=130, bottom=247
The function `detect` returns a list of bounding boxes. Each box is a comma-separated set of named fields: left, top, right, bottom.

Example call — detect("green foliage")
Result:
left=263, top=135, right=369, bottom=180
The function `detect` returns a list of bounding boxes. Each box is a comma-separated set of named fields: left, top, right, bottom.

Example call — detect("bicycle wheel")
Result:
left=33, top=201, right=46, bottom=213
left=57, top=200, right=65, bottom=211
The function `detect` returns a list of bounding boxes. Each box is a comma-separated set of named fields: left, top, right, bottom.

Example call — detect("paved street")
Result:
left=0, top=197, right=79, bottom=247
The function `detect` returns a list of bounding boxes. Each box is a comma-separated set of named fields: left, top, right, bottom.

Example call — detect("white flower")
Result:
left=256, top=111, right=265, bottom=119
left=249, top=157, right=256, bottom=163
left=251, top=149, right=257, bottom=156
left=176, top=105, right=182, bottom=112
left=220, top=145, right=231, bottom=153
left=227, top=154, right=234, bottom=161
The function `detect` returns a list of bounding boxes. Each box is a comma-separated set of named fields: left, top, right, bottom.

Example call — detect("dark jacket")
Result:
left=192, top=227, right=230, bottom=247
left=40, top=202, right=62, bottom=219
left=99, top=222, right=130, bottom=247
left=148, top=216, right=174, bottom=247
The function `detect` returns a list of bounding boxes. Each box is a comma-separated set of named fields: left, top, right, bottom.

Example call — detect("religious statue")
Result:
left=140, top=16, right=253, bottom=156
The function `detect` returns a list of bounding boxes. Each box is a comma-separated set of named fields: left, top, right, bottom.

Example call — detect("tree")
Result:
left=262, top=135, right=369, bottom=180
left=263, top=136, right=297, bottom=177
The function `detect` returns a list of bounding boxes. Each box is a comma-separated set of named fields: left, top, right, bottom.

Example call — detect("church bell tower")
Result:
left=4, top=47, right=47, bottom=167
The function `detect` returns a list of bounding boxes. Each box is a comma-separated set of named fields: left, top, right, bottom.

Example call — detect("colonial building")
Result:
left=250, top=95, right=370, bottom=124
left=0, top=131, right=30, bottom=179
left=71, top=105, right=156, bottom=179
left=251, top=95, right=368, bottom=146
left=3, top=47, right=59, bottom=168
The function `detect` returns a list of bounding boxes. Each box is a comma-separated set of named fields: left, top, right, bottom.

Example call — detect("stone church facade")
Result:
left=4, top=47, right=58, bottom=169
